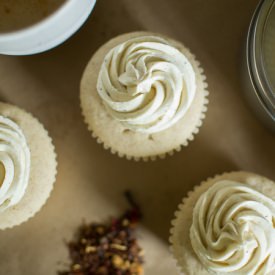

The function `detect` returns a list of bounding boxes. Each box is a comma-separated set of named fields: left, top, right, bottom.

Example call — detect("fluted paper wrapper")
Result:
left=80, top=32, right=209, bottom=161
left=169, top=171, right=275, bottom=275
left=0, top=103, right=57, bottom=230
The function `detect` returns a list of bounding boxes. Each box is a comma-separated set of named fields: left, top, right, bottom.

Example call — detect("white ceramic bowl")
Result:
left=0, top=0, right=96, bottom=55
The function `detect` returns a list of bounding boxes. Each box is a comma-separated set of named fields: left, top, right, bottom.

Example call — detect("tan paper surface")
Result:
left=0, top=0, right=274, bottom=274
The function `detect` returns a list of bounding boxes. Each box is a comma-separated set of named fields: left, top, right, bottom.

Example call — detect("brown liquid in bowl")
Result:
left=0, top=0, right=67, bottom=33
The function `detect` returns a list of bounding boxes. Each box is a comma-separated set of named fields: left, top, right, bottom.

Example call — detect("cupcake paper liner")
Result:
left=80, top=32, right=209, bottom=161
left=0, top=102, right=57, bottom=230
left=169, top=171, right=275, bottom=275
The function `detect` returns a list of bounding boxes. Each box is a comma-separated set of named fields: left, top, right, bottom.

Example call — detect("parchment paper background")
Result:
left=0, top=0, right=274, bottom=274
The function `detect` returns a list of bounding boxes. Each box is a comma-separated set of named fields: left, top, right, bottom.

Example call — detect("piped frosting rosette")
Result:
left=97, top=36, right=196, bottom=134
left=0, top=116, right=30, bottom=212
left=190, top=180, right=275, bottom=275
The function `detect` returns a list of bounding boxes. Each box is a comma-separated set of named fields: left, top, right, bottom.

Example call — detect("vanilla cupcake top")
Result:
left=190, top=180, right=275, bottom=275
left=0, top=116, right=30, bottom=211
left=97, top=35, right=196, bottom=134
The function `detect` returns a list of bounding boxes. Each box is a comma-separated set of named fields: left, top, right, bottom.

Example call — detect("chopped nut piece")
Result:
left=80, top=238, right=87, bottom=244
left=122, top=219, right=130, bottom=227
left=130, top=263, right=143, bottom=274
left=58, top=191, right=143, bottom=275
left=72, top=264, right=81, bottom=270
left=96, top=226, right=105, bottom=235
left=112, top=255, right=124, bottom=268
left=110, top=243, right=127, bottom=251
left=85, top=246, right=96, bottom=253
left=121, top=260, right=131, bottom=270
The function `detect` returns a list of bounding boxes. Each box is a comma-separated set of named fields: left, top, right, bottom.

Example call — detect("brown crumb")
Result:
left=112, top=255, right=124, bottom=268
left=72, top=264, right=82, bottom=271
left=58, top=191, right=144, bottom=275
left=85, top=246, right=97, bottom=253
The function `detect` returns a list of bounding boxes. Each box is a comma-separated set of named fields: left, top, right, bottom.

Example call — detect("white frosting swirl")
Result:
left=0, top=116, right=30, bottom=211
left=97, top=36, right=196, bottom=134
left=190, top=180, right=275, bottom=275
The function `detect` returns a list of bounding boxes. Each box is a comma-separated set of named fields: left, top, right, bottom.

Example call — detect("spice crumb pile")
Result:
left=59, top=192, right=144, bottom=275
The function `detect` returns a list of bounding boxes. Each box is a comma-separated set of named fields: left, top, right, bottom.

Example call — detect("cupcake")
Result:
left=170, top=171, right=275, bottom=275
left=0, top=102, right=57, bottom=229
left=80, top=32, right=209, bottom=161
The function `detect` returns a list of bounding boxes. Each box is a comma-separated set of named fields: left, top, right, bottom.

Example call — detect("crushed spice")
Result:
left=58, top=191, right=144, bottom=275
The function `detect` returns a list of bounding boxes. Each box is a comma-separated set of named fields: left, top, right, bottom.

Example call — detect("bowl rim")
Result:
left=0, top=0, right=96, bottom=55
left=247, top=0, right=275, bottom=121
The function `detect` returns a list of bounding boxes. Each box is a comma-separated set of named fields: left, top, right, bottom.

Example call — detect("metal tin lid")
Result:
left=247, top=0, right=275, bottom=120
